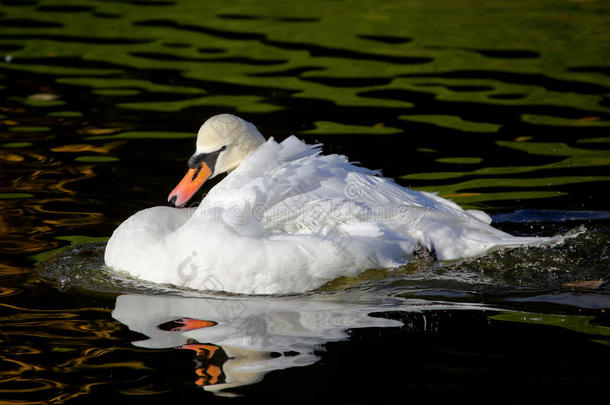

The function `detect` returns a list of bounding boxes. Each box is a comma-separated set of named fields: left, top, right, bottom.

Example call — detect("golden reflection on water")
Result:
left=0, top=149, right=25, bottom=163
left=0, top=130, right=108, bottom=257
left=23, top=165, right=98, bottom=197
left=0, top=302, right=160, bottom=404
left=0, top=197, right=104, bottom=256
left=32, top=200, right=104, bottom=228
left=50, top=141, right=124, bottom=154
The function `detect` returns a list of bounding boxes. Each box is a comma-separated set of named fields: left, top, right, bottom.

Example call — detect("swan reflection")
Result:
left=112, top=294, right=483, bottom=395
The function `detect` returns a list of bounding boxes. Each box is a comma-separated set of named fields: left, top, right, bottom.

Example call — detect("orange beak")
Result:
left=168, top=162, right=212, bottom=207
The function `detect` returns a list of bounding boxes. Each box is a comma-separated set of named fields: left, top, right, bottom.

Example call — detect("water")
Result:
left=1, top=0, right=610, bottom=402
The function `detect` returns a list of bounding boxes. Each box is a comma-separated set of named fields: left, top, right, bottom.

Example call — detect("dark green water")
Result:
left=1, top=0, right=609, bottom=403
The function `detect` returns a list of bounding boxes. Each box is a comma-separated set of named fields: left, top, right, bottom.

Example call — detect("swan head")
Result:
left=168, top=114, right=265, bottom=207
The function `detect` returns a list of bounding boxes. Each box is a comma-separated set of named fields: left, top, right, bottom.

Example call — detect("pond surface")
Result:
left=1, top=0, right=610, bottom=403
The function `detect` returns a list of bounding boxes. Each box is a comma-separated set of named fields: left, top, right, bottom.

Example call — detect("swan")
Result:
left=105, top=114, right=558, bottom=294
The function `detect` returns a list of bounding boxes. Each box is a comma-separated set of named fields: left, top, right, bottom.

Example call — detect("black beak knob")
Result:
left=168, top=195, right=178, bottom=207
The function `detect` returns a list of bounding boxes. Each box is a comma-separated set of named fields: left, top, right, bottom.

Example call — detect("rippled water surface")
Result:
left=1, top=0, right=610, bottom=403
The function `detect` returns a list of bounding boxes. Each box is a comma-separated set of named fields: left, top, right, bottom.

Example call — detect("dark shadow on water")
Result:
left=569, top=66, right=610, bottom=77
left=1, top=17, right=63, bottom=28
left=0, top=33, right=153, bottom=44
left=358, top=34, right=413, bottom=44
left=36, top=5, right=94, bottom=12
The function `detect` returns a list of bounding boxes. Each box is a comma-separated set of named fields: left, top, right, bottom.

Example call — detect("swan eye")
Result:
left=187, top=146, right=227, bottom=170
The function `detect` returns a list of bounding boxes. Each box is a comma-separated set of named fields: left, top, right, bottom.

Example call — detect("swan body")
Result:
left=105, top=114, right=555, bottom=294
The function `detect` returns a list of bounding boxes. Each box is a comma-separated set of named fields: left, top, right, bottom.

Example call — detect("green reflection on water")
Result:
left=56, top=77, right=206, bottom=95
left=436, top=157, right=483, bottom=165
left=414, top=176, right=606, bottom=205
left=1, top=63, right=122, bottom=76
left=1, top=142, right=33, bottom=148
left=0, top=193, right=35, bottom=199
left=118, top=95, right=281, bottom=113
left=522, top=114, right=610, bottom=127
left=8, top=126, right=51, bottom=132
left=1, top=0, right=608, bottom=113
left=93, top=89, right=140, bottom=96
left=400, top=114, right=501, bottom=133
left=31, top=235, right=109, bottom=264
left=17, top=98, right=65, bottom=107
left=578, top=137, right=610, bottom=144
left=499, top=141, right=610, bottom=161
left=403, top=136, right=610, bottom=206
left=300, top=121, right=402, bottom=135
left=46, top=111, right=83, bottom=117
left=74, top=155, right=120, bottom=162
left=490, top=312, right=610, bottom=345
left=406, top=141, right=610, bottom=181
left=0, top=0, right=609, bottom=211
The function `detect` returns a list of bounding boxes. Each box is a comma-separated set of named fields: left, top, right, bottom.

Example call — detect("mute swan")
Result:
left=105, top=114, right=557, bottom=294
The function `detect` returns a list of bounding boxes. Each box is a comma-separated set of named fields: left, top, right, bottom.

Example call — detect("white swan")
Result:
left=105, top=114, right=557, bottom=294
